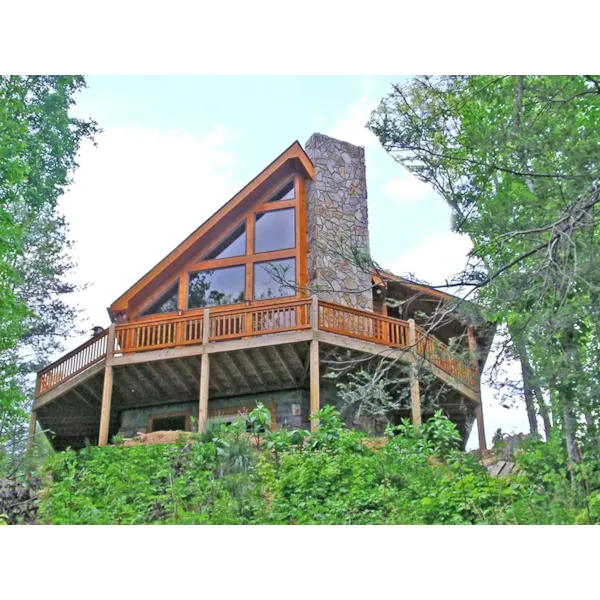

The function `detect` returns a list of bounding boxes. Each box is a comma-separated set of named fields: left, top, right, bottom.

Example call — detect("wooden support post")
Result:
left=199, top=308, right=210, bottom=432
left=199, top=354, right=210, bottom=432
left=467, top=326, right=477, bottom=365
left=408, top=319, right=422, bottom=426
left=311, top=294, right=319, bottom=330
left=475, top=404, right=487, bottom=453
left=468, top=325, right=487, bottom=452
left=98, top=324, right=116, bottom=447
left=26, top=410, right=37, bottom=452
left=309, top=338, right=320, bottom=431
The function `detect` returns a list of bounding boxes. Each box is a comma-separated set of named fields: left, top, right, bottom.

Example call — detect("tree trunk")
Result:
left=563, top=403, right=580, bottom=467
left=511, top=335, right=540, bottom=436
left=515, top=342, right=539, bottom=436
left=532, top=387, right=553, bottom=440
left=561, top=328, right=582, bottom=473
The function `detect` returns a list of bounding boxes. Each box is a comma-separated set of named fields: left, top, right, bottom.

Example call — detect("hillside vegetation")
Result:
left=35, top=406, right=599, bottom=525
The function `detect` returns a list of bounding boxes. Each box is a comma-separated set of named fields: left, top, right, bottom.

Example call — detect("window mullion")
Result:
left=245, top=214, right=253, bottom=301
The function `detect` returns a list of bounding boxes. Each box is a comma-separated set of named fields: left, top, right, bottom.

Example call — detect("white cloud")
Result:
left=57, top=125, right=238, bottom=349
left=383, top=168, right=434, bottom=206
left=384, top=231, right=473, bottom=287
left=327, top=77, right=379, bottom=147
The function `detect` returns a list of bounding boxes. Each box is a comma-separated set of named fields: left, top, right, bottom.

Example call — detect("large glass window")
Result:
left=253, top=258, right=296, bottom=300
left=202, top=223, right=246, bottom=260
left=188, top=266, right=245, bottom=308
left=254, top=208, right=295, bottom=254
left=141, top=281, right=179, bottom=316
left=266, top=180, right=294, bottom=202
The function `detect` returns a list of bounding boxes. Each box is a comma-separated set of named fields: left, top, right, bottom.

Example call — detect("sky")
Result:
left=57, top=75, right=529, bottom=448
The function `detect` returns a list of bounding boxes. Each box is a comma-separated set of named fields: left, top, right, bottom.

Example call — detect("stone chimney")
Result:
left=304, top=133, right=373, bottom=310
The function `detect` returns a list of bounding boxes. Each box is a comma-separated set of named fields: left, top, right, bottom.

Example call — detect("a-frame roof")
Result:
left=109, top=140, right=314, bottom=319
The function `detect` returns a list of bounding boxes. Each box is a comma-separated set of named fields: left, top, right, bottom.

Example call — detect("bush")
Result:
left=36, top=407, right=597, bottom=525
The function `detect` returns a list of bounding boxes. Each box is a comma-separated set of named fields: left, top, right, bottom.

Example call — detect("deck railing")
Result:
left=36, top=329, right=109, bottom=397
left=208, top=299, right=311, bottom=341
left=414, top=326, right=478, bottom=389
left=318, top=301, right=410, bottom=347
left=35, top=297, right=478, bottom=397
left=115, top=314, right=205, bottom=353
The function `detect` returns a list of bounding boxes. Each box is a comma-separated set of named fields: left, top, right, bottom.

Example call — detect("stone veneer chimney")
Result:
left=304, top=133, right=373, bottom=310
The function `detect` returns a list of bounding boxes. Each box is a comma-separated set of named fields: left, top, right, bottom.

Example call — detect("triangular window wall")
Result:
left=265, top=180, right=294, bottom=203
left=201, top=223, right=246, bottom=261
left=140, top=281, right=179, bottom=316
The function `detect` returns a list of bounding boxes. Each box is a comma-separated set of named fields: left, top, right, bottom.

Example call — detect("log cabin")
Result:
left=30, top=133, right=493, bottom=452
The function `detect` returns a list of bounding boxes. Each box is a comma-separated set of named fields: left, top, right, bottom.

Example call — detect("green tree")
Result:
left=368, top=75, right=600, bottom=477
left=0, top=76, right=98, bottom=470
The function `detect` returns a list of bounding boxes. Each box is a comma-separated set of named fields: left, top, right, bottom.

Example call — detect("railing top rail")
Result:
left=115, top=297, right=312, bottom=332
left=317, top=300, right=412, bottom=327
left=36, top=329, right=108, bottom=376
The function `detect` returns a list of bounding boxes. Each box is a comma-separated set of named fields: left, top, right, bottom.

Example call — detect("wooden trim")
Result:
left=374, top=269, right=456, bottom=303
left=255, top=198, right=296, bottom=212
left=178, top=273, right=187, bottom=311
left=127, top=170, right=303, bottom=321
left=126, top=171, right=303, bottom=321
left=191, top=248, right=297, bottom=273
left=261, top=175, right=296, bottom=205
left=296, top=173, right=307, bottom=295
left=147, top=410, right=192, bottom=433
left=110, top=141, right=314, bottom=314
left=245, top=214, right=253, bottom=302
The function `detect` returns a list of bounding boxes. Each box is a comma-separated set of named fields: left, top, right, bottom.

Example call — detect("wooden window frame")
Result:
left=253, top=206, right=296, bottom=255
left=200, top=221, right=247, bottom=262
left=264, top=177, right=295, bottom=203
left=186, top=264, right=247, bottom=311
left=252, top=257, right=297, bottom=301
left=147, top=411, right=192, bottom=433
left=207, top=403, right=276, bottom=431
left=129, top=172, right=308, bottom=322
left=137, top=280, right=180, bottom=319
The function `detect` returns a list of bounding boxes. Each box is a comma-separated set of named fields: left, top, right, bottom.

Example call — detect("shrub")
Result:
left=35, top=407, right=597, bottom=525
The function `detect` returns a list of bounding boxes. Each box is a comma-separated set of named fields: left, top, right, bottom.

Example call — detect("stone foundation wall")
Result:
left=304, top=133, right=373, bottom=310
left=117, top=389, right=312, bottom=435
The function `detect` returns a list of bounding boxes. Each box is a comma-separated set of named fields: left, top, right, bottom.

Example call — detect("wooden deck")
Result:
left=35, top=297, right=478, bottom=400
